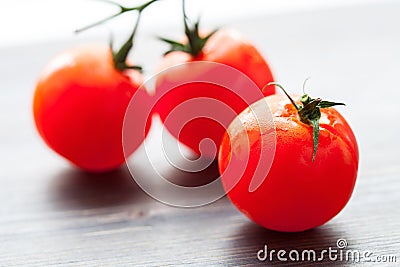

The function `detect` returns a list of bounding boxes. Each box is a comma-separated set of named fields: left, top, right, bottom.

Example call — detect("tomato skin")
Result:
left=218, top=94, right=359, bottom=232
left=33, top=45, right=151, bottom=172
left=155, top=29, right=275, bottom=159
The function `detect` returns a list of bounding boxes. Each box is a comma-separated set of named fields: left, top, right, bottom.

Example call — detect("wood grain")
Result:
left=1, top=2, right=400, bottom=266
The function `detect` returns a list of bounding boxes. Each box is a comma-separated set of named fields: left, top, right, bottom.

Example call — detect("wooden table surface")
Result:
left=1, top=2, right=399, bottom=266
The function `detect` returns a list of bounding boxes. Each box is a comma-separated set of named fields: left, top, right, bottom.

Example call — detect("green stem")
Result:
left=75, top=0, right=142, bottom=33
left=182, top=0, right=197, bottom=56
left=267, top=82, right=300, bottom=110
left=75, top=12, right=122, bottom=34
left=113, top=0, right=160, bottom=71
left=112, top=11, right=143, bottom=71
left=159, top=0, right=218, bottom=57
left=266, top=81, right=345, bottom=162
left=76, top=0, right=160, bottom=72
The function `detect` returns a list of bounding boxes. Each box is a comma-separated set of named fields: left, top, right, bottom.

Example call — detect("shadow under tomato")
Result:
left=48, top=165, right=150, bottom=210
left=228, top=222, right=347, bottom=266
left=48, top=156, right=222, bottom=211
left=161, top=160, right=220, bottom=187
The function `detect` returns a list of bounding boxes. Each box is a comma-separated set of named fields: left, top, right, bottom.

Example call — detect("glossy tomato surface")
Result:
left=218, top=94, right=359, bottom=232
left=154, top=29, right=275, bottom=159
left=33, top=45, right=151, bottom=172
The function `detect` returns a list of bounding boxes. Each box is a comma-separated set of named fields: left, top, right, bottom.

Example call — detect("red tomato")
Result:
left=155, top=29, right=275, bottom=159
left=33, top=44, right=151, bottom=172
left=218, top=93, right=359, bottom=232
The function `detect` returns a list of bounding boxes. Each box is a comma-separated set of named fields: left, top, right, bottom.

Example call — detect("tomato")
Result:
left=155, top=28, right=275, bottom=159
left=33, top=44, right=151, bottom=172
left=218, top=89, right=359, bottom=232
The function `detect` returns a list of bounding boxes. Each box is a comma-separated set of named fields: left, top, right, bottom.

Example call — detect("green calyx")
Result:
left=110, top=12, right=143, bottom=72
left=75, top=0, right=160, bottom=72
left=267, top=82, right=345, bottom=162
left=159, top=0, right=218, bottom=57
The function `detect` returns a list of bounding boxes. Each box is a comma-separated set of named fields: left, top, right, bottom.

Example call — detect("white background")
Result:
left=0, top=0, right=380, bottom=48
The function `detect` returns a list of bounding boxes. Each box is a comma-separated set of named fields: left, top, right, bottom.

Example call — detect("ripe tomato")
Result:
left=33, top=44, right=151, bottom=172
left=218, top=91, right=359, bottom=232
left=155, top=28, right=275, bottom=159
